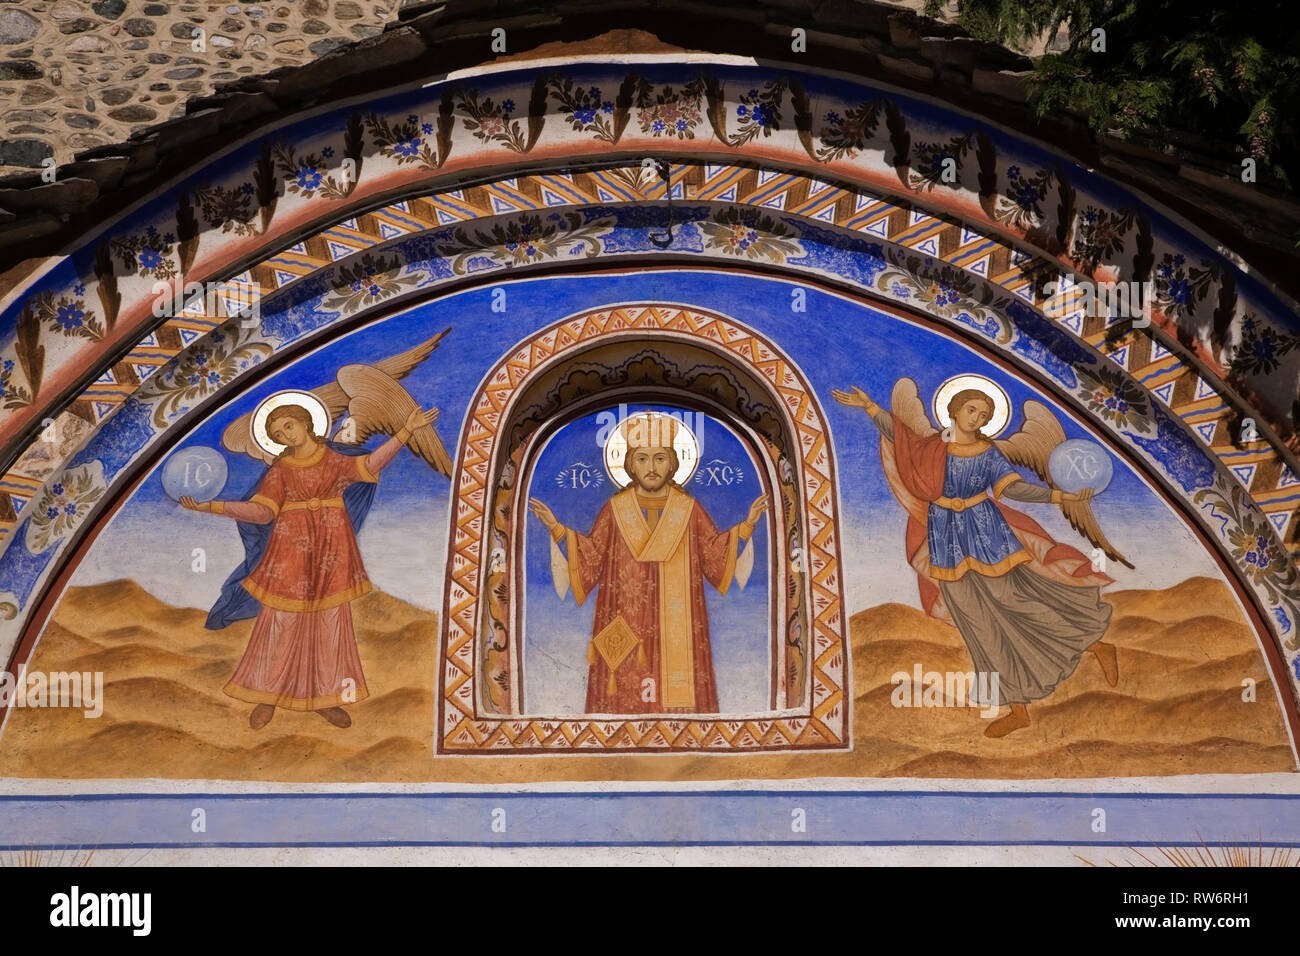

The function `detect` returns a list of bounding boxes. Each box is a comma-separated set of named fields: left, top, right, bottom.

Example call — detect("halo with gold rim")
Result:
left=932, top=374, right=1011, bottom=439
left=250, top=390, right=331, bottom=457
left=603, top=410, right=701, bottom=488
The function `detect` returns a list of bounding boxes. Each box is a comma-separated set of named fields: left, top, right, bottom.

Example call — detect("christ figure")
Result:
left=528, top=412, right=766, bottom=714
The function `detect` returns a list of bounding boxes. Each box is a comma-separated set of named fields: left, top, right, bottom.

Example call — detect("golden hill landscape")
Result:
left=0, top=575, right=1291, bottom=781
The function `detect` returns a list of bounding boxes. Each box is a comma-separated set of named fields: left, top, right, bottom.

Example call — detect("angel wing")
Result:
left=334, top=364, right=452, bottom=475
left=995, top=400, right=1132, bottom=568
left=889, top=377, right=937, bottom=438
left=220, top=328, right=452, bottom=467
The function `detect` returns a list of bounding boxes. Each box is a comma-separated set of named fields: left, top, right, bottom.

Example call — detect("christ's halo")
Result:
left=603, top=411, right=701, bottom=488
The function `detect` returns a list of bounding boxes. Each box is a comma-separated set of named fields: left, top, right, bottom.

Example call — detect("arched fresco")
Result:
left=0, top=266, right=1294, bottom=778
left=2, top=51, right=1300, bottom=854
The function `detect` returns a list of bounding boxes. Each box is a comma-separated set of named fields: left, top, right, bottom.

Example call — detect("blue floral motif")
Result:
left=0, top=534, right=57, bottom=607
left=296, top=166, right=323, bottom=191
left=55, top=303, right=85, bottom=330
left=261, top=299, right=340, bottom=343
left=1008, top=333, right=1077, bottom=387
left=68, top=400, right=154, bottom=477
left=955, top=311, right=1001, bottom=338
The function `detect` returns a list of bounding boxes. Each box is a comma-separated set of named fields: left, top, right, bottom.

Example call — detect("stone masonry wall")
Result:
left=0, top=0, right=399, bottom=174
left=0, top=0, right=1294, bottom=288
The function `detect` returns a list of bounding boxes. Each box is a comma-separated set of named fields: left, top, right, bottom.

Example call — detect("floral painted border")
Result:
left=1, top=162, right=1295, bottom=569
left=0, top=60, right=1296, bottom=460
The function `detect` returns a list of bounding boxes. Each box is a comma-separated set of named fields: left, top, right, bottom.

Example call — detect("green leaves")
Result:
left=934, top=0, right=1299, bottom=190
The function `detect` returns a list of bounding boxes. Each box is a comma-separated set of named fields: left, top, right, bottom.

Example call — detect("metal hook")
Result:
left=643, top=157, right=674, bottom=247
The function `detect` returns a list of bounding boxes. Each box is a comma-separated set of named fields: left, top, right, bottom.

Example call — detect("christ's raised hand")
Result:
left=528, top=497, right=560, bottom=536
left=746, top=495, right=768, bottom=527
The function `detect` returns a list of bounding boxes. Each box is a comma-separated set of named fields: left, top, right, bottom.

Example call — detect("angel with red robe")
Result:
left=179, top=331, right=452, bottom=730
left=833, top=376, right=1129, bottom=738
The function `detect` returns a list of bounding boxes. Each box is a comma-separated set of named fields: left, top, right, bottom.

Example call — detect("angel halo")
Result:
left=932, top=374, right=1011, bottom=439
left=250, top=390, right=332, bottom=457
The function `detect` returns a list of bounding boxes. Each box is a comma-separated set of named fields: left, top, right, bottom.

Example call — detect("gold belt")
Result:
left=280, top=496, right=345, bottom=513
left=933, top=491, right=988, bottom=512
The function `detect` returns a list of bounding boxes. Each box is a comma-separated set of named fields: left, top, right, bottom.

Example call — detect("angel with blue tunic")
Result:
left=834, top=374, right=1130, bottom=738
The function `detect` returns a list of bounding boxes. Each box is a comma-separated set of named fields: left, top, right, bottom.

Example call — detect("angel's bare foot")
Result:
left=985, top=703, right=1030, bottom=738
left=249, top=704, right=274, bottom=730
left=1090, top=641, right=1119, bottom=687
left=317, top=706, right=351, bottom=728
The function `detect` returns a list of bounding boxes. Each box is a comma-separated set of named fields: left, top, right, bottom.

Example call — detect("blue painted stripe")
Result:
left=950, top=240, right=995, bottom=263
left=590, top=171, right=637, bottom=201
left=538, top=175, right=589, bottom=204
left=747, top=175, right=796, bottom=204
left=4, top=791, right=1300, bottom=849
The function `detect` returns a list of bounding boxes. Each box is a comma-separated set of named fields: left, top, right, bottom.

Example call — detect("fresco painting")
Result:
left=0, top=271, right=1289, bottom=788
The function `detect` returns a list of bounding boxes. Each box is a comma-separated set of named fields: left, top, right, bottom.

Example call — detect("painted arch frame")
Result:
left=438, top=303, right=848, bottom=753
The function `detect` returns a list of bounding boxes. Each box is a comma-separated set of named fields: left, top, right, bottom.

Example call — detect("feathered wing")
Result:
left=219, top=329, right=452, bottom=464
left=890, top=377, right=937, bottom=439
left=335, top=364, right=453, bottom=476
left=311, top=327, right=452, bottom=417
left=220, top=416, right=277, bottom=465
left=995, top=400, right=1132, bottom=568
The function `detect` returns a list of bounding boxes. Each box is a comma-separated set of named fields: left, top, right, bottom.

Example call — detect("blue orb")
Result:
left=1048, top=439, right=1113, bottom=495
left=161, top=446, right=228, bottom=503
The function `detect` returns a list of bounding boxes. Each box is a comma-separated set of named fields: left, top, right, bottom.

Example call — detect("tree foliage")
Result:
left=925, top=0, right=1300, bottom=190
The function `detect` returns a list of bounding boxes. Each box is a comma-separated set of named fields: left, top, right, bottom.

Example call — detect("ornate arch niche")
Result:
left=438, top=303, right=848, bottom=754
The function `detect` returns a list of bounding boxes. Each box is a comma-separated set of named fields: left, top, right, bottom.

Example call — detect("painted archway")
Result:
left=440, top=303, right=847, bottom=753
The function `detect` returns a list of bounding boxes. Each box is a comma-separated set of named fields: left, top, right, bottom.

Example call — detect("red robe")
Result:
left=561, top=484, right=746, bottom=714
left=218, top=441, right=398, bottom=711
left=241, top=445, right=375, bottom=612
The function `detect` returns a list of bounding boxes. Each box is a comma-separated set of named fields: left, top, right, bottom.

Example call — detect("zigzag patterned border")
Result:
left=4, top=162, right=1294, bottom=561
